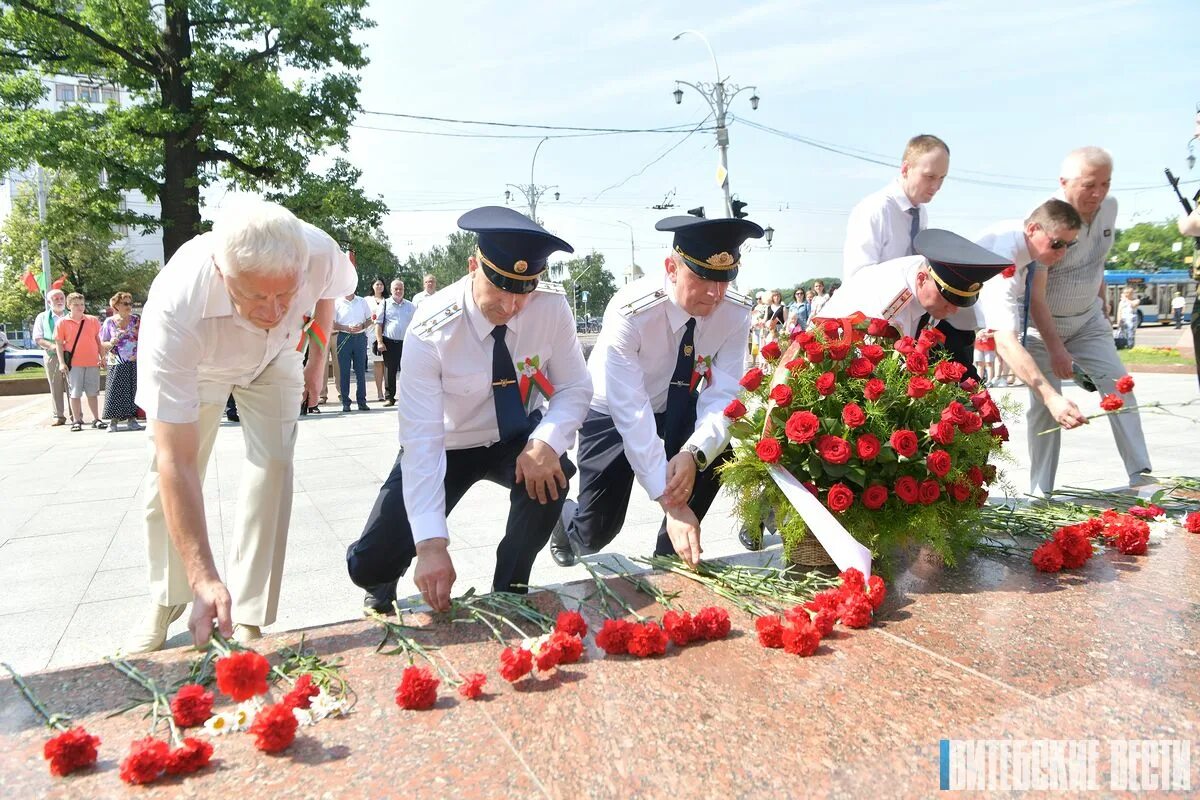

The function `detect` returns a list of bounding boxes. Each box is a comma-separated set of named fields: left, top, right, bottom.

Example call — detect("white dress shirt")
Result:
left=377, top=297, right=416, bottom=341
left=398, top=276, right=592, bottom=543
left=136, top=222, right=357, bottom=423
left=974, top=221, right=1033, bottom=333
left=818, top=256, right=931, bottom=339
left=412, top=289, right=437, bottom=307
left=843, top=179, right=926, bottom=279
left=588, top=274, right=752, bottom=502
left=334, top=295, right=372, bottom=330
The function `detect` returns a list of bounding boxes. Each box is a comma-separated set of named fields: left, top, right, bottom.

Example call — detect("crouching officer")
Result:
left=346, top=207, right=592, bottom=613
left=549, top=214, right=762, bottom=568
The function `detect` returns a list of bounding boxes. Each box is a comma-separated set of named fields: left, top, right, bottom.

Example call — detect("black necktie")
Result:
left=491, top=325, right=528, bottom=443
left=1020, top=261, right=1037, bottom=346
left=908, top=207, right=920, bottom=256
left=663, top=317, right=697, bottom=457
left=916, top=312, right=930, bottom=337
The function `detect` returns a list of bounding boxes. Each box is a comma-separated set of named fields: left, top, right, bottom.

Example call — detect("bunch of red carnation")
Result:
left=756, top=568, right=886, bottom=656
left=1187, top=512, right=1200, bottom=534
left=661, top=606, right=732, bottom=646
left=496, top=611, right=588, bottom=683
left=594, top=619, right=668, bottom=658
left=1032, top=509, right=1157, bottom=572
left=1098, top=374, right=1136, bottom=414
left=119, top=735, right=214, bottom=784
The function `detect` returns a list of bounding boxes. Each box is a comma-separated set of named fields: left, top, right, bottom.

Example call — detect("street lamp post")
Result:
left=505, top=135, right=559, bottom=226
left=671, top=30, right=759, bottom=218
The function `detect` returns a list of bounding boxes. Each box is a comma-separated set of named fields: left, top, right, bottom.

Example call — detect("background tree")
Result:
left=1111, top=220, right=1193, bottom=271
left=0, top=170, right=157, bottom=325
left=401, top=231, right=478, bottom=292
left=559, top=252, right=617, bottom=318
left=0, top=0, right=372, bottom=261
left=265, top=158, right=400, bottom=294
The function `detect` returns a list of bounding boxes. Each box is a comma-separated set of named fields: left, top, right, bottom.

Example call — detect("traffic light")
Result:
left=687, top=206, right=705, bottom=218
left=731, top=199, right=748, bottom=219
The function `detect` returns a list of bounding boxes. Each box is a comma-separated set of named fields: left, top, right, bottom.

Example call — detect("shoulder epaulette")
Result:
left=618, top=288, right=668, bottom=318
left=881, top=288, right=912, bottom=322
left=725, top=289, right=755, bottom=309
left=410, top=302, right=463, bottom=338
left=535, top=281, right=566, bottom=296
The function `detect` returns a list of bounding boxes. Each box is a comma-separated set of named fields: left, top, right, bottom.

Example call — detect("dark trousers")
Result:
left=382, top=337, right=403, bottom=401
left=937, top=320, right=978, bottom=381
left=1174, top=308, right=1183, bottom=329
left=346, top=435, right=576, bottom=594
left=337, top=332, right=368, bottom=406
left=564, top=409, right=728, bottom=558
left=1192, top=296, right=1200, bottom=390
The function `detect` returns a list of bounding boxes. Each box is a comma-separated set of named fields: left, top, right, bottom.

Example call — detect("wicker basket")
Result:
left=786, top=532, right=835, bottom=567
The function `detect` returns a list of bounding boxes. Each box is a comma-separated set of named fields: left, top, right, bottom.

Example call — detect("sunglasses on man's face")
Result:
left=1049, top=237, right=1078, bottom=250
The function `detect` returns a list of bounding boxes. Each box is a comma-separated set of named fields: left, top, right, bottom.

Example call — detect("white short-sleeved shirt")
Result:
left=818, top=256, right=933, bottom=339
left=398, top=277, right=592, bottom=543
left=588, top=274, right=752, bottom=502
left=136, top=222, right=357, bottom=423
left=843, top=179, right=926, bottom=280
left=411, top=290, right=437, bottom=307
left=334, top=295, right=372, bottom=329
left=974, top=222, right=1032, bottom=333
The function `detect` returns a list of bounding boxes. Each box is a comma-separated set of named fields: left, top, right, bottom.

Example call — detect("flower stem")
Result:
left=2, top=662, right=70, bottom=731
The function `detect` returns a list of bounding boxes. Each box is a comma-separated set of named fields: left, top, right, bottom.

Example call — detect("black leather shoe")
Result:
left=226, top=411, right=239, bottom=423
left=549, top=500, right=578, bottom=567
left=358, top=403, right=370, bottom=411
left=363, top=581, right=398, bottom=615
left=738, top=526, right=763, bottom=551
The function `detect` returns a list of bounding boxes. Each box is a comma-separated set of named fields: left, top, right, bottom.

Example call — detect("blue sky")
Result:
left=331, top=0, right=1199, bottom=290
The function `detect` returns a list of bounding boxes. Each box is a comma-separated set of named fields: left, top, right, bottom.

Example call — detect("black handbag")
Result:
left=62, top=317, right=86, bottom=369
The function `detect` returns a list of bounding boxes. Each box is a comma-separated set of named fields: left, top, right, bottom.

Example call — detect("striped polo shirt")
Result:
left=1043, top=191, right=1117, bottom=318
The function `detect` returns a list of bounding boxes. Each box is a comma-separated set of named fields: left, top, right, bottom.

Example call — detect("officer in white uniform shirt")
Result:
left=1026, top=147, right=1153, bottom=492
left=127, top=198, right=356, bottom=653
left=346, top=206, right=591, bottom=614
left=549, top=215, right=762, bottom=569
left=820, top=229, right=1012, bottom=340
left=974, top=199, right=1089, bottom=469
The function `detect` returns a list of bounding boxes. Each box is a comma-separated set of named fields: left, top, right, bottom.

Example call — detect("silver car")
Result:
left=5, top=347, right=46, bottom=372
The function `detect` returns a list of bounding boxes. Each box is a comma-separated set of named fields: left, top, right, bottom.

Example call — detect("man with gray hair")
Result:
left=33, top=288, right=70, bottom=425
left=127, top=198, right=356, bottom=652
left=1025, top=147, right=1152, bottom=494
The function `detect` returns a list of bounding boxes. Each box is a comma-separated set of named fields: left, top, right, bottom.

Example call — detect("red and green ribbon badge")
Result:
left=296, top=314, right=328, bottom=354
left=689, top=353, right=713, bottom=391
left=516, top=355, right=555, bottom=405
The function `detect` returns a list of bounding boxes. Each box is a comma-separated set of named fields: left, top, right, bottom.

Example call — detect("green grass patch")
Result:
left=1118, top=346, right=1188, bottom=366
left=0, top=366, right=45, bottom=381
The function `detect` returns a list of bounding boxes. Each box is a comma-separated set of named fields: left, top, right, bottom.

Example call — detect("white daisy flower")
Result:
left=202, top=713, right=236, bottom=736
left=292, top=707, right=317, bottom=727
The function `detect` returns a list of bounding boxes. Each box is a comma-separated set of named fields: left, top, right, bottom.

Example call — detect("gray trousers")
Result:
left=44, top=349, right=67, bottom=419
left=1024, top=303, right=1151, bottom=495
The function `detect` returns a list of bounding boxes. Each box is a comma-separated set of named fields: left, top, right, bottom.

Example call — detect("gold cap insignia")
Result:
left=969, top=282, right=981, bottom=293
left=706, top=252, right=735, bottom=268
left=514, top=260, right=528, bottom=274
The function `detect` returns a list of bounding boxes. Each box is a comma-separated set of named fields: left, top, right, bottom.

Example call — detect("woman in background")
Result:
left=366, top=277, right=387, bottom=402
left=100, top=291, right=142, bottom=431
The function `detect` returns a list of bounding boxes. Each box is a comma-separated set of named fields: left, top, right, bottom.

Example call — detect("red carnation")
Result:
left=760, top=341, right=782, bottom=361
left=960, top=412, right=983, bottom=434
left=1115, top=375, right=1135, bottom=394
left=812, top=608, right=837, bottom=637
left=905, top=351, right=929, bottom=374
left=756, top=437, right=782, bottom=463
left=837, top=593, right=873, bottom=629
left=662, top=610, right=697, bottom=646
left=860, top=343, right=886, bottom=364
left=1053, top=525, right=1094, bottom=569
left=828, top=341, right=851, bottom=361
left=626, top=621, right=668, bottom=658
left=782, top=618, right=822, bottom=656
left=1031, top=541, right=1064, bottom=572
left=815, top=371, right=837, bottom=396
left=171, top=683, right=215, bottom=728
left=926, top=449, right=952, bottom=478
left=458, top=672, right=488, bottom=700
left=846, top=357, right=874, bottom=378
left=1002, top=264, right=1016, bottom=279
left=822, top=320, right=842, bottom=338
left=861, top=484, right=889, bottom=510
left=755, top=615, right=784, bottom=648
left=165, top=737, right=213, bottom=776
left=250, top=702, right=298, bottom=753
left=395, top=665, right=440, bottom=710
left=282, top=673, right=319, bottom=711
left=1128, top=504, right=1164, bottom=519
left=841, top=403, right=867, bottom=429
left=1100, top=393, right=1124, bottom=412
left=928, top=420, right=955, bottom=445
left=865, top=575, right=887, bottom=610
left=215, top=650, right=270, bottom=702
left=1186, top=512, right=1200, bottom=534
left=695, top=606, right=732, bottom=640
left=784, top=357, right=807, bottom=372
left=856, top=433, right=881, bottom=460
left=863, top=378, right=886, bottom=401
left=894, top=336, right=917, bottom=355
left=739, top=368, right=764, bottom=390
left=894, top=475, right=919, bottom=504
left=549, top=630, right=584, bottom=664
left=595, top=619, right=633, bottom=655
left=934, top=360, right=967, bottom=383
left=499, top=646, right=534, bottom=680
left=804, top=341, right=826, bottom=362
left=723, top=399, right=747, bottom=420
left=43, top=727, right=100, bottom=777
left=817, top=434, right=851, bottom=465
left=769, top=384, right=794, bottom=407
left=805, top=588, right=841, bottom=614
left=839, top=567, right=866, bottom=592
left=907, top=376, right=934, bottom=398
left=555, top=610, right=588, bottom=638
left=534, top=636, right=565, bottom=672
left=119, top=736, right=169, bottom=785
left=866, top=317, right=891, bottom=336
left=918, top=479, right=941, bottom=505
left=1116, top=525, right=1149, bottom=555
left=991, top=424, right=1010, bottom=442
left=890, top=429, right=918, bottom=458
left=785, top=410, right=820, bottom=443
left=826, top=482, right=855, bottom=513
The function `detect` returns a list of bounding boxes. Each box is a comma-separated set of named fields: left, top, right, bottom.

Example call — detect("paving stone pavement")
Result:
left=0, top=372, right=1197, bottom=673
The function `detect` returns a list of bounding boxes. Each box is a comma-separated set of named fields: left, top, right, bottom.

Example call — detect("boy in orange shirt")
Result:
left=55, top=292, right=107, bottom=431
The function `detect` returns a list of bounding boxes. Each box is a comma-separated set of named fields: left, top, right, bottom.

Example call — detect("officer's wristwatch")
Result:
left=683, top=443, right=707, bottom=470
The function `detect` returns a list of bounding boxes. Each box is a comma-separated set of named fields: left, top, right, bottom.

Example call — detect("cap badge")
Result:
left=514, top=260, right=528, bottom=274
left=706, top=252, right=735, bottom=268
